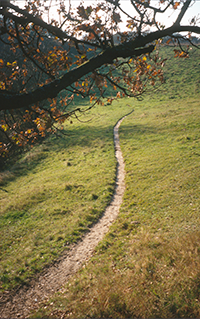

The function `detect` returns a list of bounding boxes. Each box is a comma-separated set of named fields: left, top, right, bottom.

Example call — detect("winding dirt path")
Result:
left=0, top=112, right=132, bottom=318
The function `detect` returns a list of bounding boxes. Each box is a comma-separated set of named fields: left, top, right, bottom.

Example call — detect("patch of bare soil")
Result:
left=0, top=112, right=132, bottom=318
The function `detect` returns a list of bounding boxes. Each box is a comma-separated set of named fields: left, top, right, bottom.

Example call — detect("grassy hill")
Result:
left=34, top=97, right=200, bottom=319
left=0, top=45, right=200, bottom=317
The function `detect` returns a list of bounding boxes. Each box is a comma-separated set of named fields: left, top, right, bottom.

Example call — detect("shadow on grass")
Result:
left=1, top=121, right=163, bottom=189
left=0, top=123, right=115, bottom=187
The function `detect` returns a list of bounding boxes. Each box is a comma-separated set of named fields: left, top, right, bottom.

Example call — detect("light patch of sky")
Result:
left=69, top=0, right=200, bottom=28
left=57, top=0, right=199, bottom=29
left=14, top=0, right=200, bottom=30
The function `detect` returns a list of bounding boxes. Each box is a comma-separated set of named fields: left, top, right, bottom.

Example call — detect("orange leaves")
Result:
left=90, top=96, right=94, bottom=103
left=151, top=70, right=158, bottom=77
left=133, top=55, right=151, bottom=77
left=0, top=59, right=4, bottom=68
left=25, top=129, right=33, bottom=135
left=107, top=98, right=113, bottom=104
left=118, top=51, right=166, bottom=96
left=179, top=51, right=189, bottom=58
left=44, top=48, right=72, bottom=72
left=47, top=52, right=57, bottom=66
left=1, top=0, right=193, bottom=160
left=33, top=115, right=49, bottom=135
left=166, top=38, right=171, bottom=45
left=173, top=2, right=180, bottom=9
left=82, top=80, right=89, bottom=87
left=1, top=114, right=37, bottom=154
left=159, top=1, right=180, bottom=9
left=174, top=49, right=189, bottom=58
left=126, top=19, right=137, bottom=30
left=0, top=81, right=5, bottom=90
left=0, top=58, right=23, bottom=92
left=6, top=61, right=17, bottom=68
left=1, top=124, right=9, bottom=132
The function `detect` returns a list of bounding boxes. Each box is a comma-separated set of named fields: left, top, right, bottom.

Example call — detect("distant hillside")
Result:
left=157, top=45, right=200, bottom=99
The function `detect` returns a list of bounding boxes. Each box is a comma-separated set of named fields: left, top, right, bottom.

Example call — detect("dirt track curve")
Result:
left=0, top=112, right=133, bottom=318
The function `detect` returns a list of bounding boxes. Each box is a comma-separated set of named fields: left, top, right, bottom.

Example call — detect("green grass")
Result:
left=1, top=45, right=200, bottom=317
left=0, top=103, right=131, bottom=291
left=136, top=45, right=200, bottom=102
left=33, top=96, right=200, bottom=319
left=158, top=46, right=200, bottom=99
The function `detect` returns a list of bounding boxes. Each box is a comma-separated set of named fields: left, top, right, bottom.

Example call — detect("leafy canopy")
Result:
left=0, top=0, right=199, bottom=157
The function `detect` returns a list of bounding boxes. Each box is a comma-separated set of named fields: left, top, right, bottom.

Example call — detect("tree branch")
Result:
left=0, top=22, right=200, bottom=111
left=1, top=1, right=100, bottom=48
left=175, top=0, right=192, bottom=26
left=0, top=44, right=154, bottom=111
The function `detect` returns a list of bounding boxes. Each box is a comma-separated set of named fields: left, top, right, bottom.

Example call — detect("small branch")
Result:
left=2, top=1, right=101, bottom=49
left=175, top=0, right=192, bottom=26
left=0, top=24, right=200, bottom=111
left=15, top=22, right=55, bottom=80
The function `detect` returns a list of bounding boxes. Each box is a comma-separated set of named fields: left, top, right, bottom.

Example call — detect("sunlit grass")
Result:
left=0, top=103, right=131, bottom=291
left=33, top=96, right=200, bottom=318
left=1, top=46, right=200, bottom=317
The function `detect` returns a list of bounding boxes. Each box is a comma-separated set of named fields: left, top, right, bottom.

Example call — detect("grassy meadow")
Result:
left=1, top=46, right=200, bottom=317
left=0, top=103, right=131, bottom=291
left=33, top=96, right=200, bottom=319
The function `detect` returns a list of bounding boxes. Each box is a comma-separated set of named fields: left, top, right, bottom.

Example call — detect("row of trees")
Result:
left=0, top=0, right=199, bottom=160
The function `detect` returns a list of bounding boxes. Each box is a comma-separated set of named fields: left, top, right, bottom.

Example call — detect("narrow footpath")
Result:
left=0, top=112, right=132, bottom=318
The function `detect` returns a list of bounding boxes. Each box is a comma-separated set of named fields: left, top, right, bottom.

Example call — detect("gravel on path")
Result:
left=0, top=112, right=132, bottom=319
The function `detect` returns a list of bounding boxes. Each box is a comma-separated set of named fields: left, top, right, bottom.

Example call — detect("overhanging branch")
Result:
left=0, top=44, right=154, bottom=111
left=0, top=1, right=101, bottom=48
left=175, top=0, right=192, bottom=26
left=0, top=23, right=200, bottom=111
